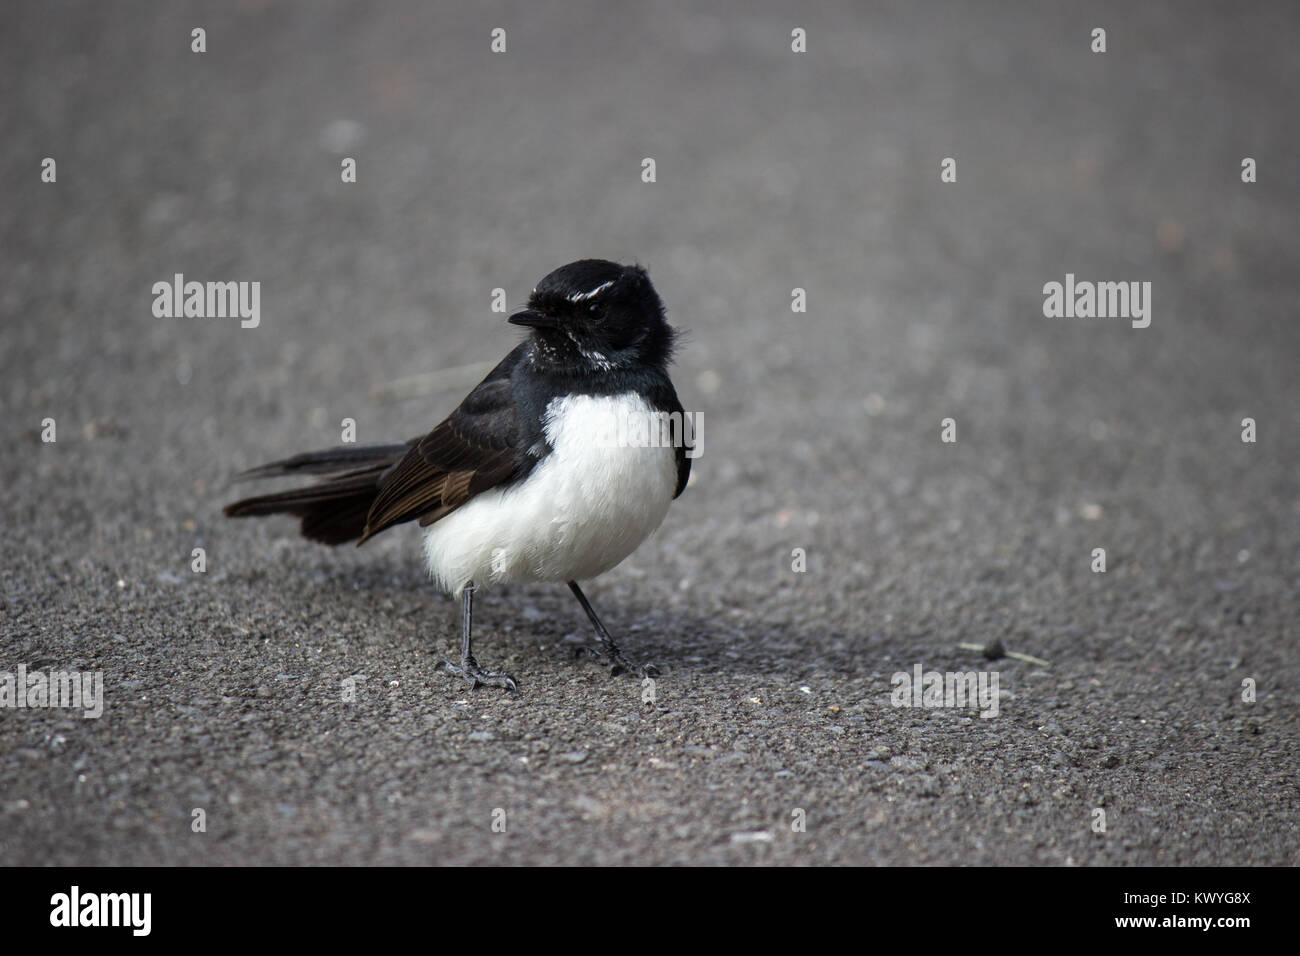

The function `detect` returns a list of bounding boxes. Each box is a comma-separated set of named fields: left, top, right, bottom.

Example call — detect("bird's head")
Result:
left=509, top=259, right=676, bottom=375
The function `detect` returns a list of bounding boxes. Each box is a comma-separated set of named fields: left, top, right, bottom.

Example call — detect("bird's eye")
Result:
left=587, top=303, right=601, bottom=317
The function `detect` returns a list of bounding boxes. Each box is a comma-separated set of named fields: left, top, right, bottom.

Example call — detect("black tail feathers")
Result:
left=223, top=442, right=411, bottom=545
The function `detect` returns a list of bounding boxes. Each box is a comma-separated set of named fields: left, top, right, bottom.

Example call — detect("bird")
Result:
left=223, top=259, right=694, bottom=692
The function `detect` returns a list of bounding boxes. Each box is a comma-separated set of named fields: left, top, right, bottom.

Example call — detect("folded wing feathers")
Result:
left=356, top=422, right=516, bottom=544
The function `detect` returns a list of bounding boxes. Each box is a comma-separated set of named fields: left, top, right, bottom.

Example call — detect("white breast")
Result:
left=422, top=392, right=679, bottom=596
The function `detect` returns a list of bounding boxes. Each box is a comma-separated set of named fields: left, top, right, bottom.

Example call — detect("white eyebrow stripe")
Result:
left=566, top=279, right=615, bottom=302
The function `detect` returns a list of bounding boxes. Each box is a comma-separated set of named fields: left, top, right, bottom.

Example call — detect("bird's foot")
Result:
left=437, top=655, right=518, bottom=692
left=574, top=642, right=659, bottom=678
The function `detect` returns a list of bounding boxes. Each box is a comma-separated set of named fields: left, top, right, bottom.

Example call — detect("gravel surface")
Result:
left=2, top=0, right=1297, bottom=865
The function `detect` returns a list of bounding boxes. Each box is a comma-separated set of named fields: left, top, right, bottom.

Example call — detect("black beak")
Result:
left=508, top=309, right=560, bottom=330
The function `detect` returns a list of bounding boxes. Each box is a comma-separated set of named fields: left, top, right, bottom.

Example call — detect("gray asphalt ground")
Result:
left=2, top=1, right=1297, bottom=866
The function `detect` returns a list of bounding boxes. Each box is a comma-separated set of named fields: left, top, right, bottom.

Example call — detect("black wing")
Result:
left=358, top=343, right=535, bottom=543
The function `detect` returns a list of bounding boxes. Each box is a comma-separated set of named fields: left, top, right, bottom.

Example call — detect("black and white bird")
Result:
left=224, top=260, right=693, bottom=691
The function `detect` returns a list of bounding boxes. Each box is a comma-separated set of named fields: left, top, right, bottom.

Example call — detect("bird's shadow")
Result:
left=224, top=554, right=923, bottom=685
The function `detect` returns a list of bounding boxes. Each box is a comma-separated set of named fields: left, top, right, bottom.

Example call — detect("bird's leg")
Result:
left=567, top=580, right=658, bottom=677
left=437, top=581, right=518, bottom=692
